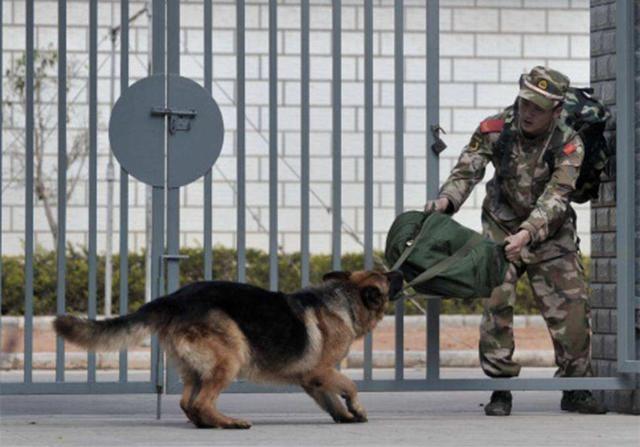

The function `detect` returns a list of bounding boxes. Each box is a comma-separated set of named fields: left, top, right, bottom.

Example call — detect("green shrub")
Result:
left=0, top=245, right=589, bottom=316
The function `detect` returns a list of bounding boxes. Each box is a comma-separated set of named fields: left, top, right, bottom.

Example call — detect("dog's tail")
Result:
left=53, top=311, right=151, bottom=352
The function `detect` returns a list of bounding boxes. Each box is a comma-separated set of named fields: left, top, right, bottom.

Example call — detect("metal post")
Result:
left=151, top=0, right=167, bottom=419
left=394, top=0, right=405, bottom=381
left=237, top=0, right=247, bottom=283
left=615, top=0, right=639, bottom=373
left=363, top=0, right=374, bottom=381
left=56, top=0, right=68, bottom=384
left=204, top=0, right=213, bottom=281
left=425, top=0, right=441, bottom=381
left=300, top=0, right=310, bottom=287
left=88, top=0, right=98, bottom=384
left=105, top=6, right=117, bottom=319
left=24, top=0, right=35, bottom=385
left=119, top=0, right=131, bottom=384
left=331, top=0, right=342, bottom=271
left=269, top=0, right=279, bottom=291
left=145, top=2, right=153, bottom=305
left=0, top=0, right=3, bottom=355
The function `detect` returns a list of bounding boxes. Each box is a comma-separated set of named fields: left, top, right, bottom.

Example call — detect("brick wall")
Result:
left=589, top=0, right=639, bottom=414
left=1, top=0, right=591, bottom=255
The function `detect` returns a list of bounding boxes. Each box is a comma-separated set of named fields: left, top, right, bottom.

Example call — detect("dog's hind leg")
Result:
left=179, top=369, right=202, bottom=424
left=188, top=356, right=251, bottom=429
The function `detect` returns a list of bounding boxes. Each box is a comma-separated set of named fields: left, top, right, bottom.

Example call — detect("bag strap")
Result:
left=390, top=213, right=434, bottom=272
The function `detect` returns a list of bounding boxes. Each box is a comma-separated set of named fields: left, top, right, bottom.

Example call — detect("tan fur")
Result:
left=53, top=315, right=148, bottom=352
left=173, top=270, right=399, bottom=428
left=54, top=269, right=402, bottom=429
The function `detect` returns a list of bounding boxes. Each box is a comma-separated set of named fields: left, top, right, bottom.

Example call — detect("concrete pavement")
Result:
left=1, top=368, right=638, bottom=447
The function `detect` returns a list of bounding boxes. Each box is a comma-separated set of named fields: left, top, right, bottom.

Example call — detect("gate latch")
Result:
left=151, top=107, right=197, bottom=135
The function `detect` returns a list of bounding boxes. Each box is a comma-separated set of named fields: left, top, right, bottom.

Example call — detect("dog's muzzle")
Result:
left=386, top=271, right=405, bottom=301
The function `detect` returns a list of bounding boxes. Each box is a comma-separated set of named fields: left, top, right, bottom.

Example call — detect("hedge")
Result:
left=0, top=246, right=590, bottom=316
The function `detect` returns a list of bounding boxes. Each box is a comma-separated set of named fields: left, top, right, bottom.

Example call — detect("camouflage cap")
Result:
left=518, top=66, right=570, bottom=110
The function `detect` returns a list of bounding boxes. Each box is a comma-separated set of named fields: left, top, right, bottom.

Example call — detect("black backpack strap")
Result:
left=492, top=104, right=518, bottom=192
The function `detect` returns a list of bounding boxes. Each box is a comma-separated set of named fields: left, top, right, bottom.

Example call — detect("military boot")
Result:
left=484, top=391, right=512, bottom=416
left=561, top=390, right=608, bottom=414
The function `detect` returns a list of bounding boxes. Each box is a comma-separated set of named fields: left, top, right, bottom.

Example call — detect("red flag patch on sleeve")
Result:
left=479, top=119, right=504, bottom=134
left=563, top=143, right=577, bottom=156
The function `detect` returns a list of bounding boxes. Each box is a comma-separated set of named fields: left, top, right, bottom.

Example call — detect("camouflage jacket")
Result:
left=438, top=107, right=584, bottom=264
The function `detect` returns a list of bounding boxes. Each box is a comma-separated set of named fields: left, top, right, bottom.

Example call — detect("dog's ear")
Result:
left=322, top=271, right=352, bottom=282
left=360, top=286, right=384, bottom=310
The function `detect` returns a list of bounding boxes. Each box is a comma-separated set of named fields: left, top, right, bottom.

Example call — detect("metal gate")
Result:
left=1, top=0, right=637, bottom=401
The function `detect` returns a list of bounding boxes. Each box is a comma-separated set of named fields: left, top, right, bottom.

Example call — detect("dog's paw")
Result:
left=332, top=412, right=367, bottom=424
left=350, top=411, right=368, bottom=423
left=193, top=416, right=252, bottom=429
left=347, top=403, right=368, bottom=422
left=221, top=418, right=252, bottom=429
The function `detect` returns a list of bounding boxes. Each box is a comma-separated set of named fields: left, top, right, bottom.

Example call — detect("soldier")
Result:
left=426, top=66, right=607, bottom=416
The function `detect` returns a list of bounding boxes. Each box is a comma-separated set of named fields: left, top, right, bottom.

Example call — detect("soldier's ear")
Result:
left=322, top=271, right=352, bottom=282
left=552, top=103, right=563, bottom=119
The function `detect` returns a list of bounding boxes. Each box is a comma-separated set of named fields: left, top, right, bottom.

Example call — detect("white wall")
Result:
left=1, top=0, right=591, bottom=256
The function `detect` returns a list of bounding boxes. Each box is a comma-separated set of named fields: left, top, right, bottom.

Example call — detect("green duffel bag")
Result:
left=384, top=210, right=509, bottom=300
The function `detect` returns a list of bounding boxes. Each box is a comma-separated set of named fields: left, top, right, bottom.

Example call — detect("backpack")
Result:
left=559, top=87, right=611, bottom=203
left=384, top=210, right=509, bottom=300
left=495, top=87, right=611, bottom=204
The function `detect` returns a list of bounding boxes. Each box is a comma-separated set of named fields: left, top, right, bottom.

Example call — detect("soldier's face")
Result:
left=518, top=98, right=559, bottom=136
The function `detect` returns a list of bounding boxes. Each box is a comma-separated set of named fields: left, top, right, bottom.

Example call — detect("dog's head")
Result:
left=322, top=270, right=404, bottom=333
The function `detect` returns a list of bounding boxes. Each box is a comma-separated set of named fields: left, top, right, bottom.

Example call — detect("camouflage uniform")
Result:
left=438, top=67, right=593, bottom=378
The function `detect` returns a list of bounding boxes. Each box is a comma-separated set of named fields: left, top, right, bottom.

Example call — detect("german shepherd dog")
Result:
left=54, top=270, right=404, bottom=429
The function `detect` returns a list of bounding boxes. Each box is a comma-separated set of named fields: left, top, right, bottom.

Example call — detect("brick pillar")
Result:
left=589, top=0, right=640, bottom=414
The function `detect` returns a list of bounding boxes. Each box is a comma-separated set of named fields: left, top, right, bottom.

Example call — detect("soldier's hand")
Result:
left=424, top=197, right=450, bottom=213
left=504, top=230, right=531, bottom=263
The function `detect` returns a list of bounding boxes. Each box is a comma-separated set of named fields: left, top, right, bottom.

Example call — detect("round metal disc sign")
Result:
left=109, top=74, right=224, bottom=188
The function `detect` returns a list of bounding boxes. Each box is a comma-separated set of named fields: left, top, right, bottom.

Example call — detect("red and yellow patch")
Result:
left=563, top=143, right=577, bottom=156
left=479, top=119, right=504, bottom=134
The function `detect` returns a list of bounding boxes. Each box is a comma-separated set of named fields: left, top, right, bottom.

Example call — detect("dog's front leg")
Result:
left=301, top=382, right=355, bottom=423
left=321, top=368, right=368, bottom=422
left=302, top=369, right=367, bottom=423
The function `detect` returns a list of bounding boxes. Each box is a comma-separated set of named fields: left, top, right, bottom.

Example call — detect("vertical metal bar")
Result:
left=119, top=0, right=130, bottom=384
left=300, top=0, right=310, bottom=287
left=87, top=0, right=98, bottom=384
left=56, top=0, right=68, bottom=383
left=393, top=0, right=405, bottom=381
left=166, top=0, right=180, bottom=293
left=237, top=0, right=246, bottom=283
left=269, top=0, right=278, bottom=291
left=363, top=0, right=374, bottom=381
left=616, top=0, right=637, bottom=370
left=24, top=0, right=35, bottom=385
left=331, top=0, right=342, bottom=271
left=164, top=0, right=181, bottom=396
left=204, top=0, right=212, bottom=280
left=425, top=0, right=441, bottom=381
left=150, top=0, right=166, bottom=393
left=150, top=186, right=165, bottom=393
left=0, top=0, right=4, bottom=355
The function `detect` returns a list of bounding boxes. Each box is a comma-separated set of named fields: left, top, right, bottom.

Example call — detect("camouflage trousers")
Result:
left=479, top=217, right=593, bottom=378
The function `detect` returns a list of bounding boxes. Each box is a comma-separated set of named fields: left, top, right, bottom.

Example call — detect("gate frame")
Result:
left=1, top=0, right=637, bottom=397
